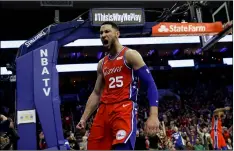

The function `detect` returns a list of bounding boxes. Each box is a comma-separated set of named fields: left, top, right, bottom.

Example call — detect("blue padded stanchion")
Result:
left=16, top=41, right=65, bottom=150
left=16, top=52, right=37, bottom=149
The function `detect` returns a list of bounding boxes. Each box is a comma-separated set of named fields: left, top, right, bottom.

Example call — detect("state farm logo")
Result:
left=158, top=25, right=169, bottom=32
left=157, top=24, right=206, bottom=33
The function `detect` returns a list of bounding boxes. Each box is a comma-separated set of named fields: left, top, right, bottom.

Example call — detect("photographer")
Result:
left=0, top=114, right=19, bottom=150
left=0, top=114, right=12, bottom=133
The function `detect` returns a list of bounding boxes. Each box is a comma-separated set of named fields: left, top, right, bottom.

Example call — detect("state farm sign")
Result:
left=152, top=22, right=223, bottom=36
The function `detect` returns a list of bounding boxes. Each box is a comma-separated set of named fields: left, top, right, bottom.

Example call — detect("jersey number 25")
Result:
left=109, top=76, right=123, bottom=88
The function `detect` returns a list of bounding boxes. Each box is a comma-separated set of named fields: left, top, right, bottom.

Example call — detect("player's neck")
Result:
left=108, top=41, right=123, bottom=57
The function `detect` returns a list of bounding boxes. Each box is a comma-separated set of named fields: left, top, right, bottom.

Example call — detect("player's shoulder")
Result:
left=125, top=48, right=141, bottom=58
left=98, top=58, right=105, bottom=65
left=125, top=48, right=138, bottom=54
left=99, top=55, right=109, bottom=65
left=97, top=58, right=106, bottom=72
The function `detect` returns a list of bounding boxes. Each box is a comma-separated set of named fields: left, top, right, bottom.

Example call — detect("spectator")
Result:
left=148, top=134, right=160, bottom=150
left=196, top=124, right=210, bottom=149
left=226, top=138, right=233, bottom=150
left=63, top=131, right=71, bottom=150
left=0, top=114, right=10, bottom=131
left=186, top=141, right=195, bottom=150
left=171, top=126, right=185, bottom=150
left=39, top=132, right=47, bottom=150
left=223, top=127, right=231, bottom=141
left=166, top=140, right=176, bottom=151
left=79, top=136, right=87, bottom=150
left=194, top=139, right=205, bottom=150
left=135, top=130, right=147, bottom=150
left=63, top=114, right=72, bottom=131
left=0, top=114, right=19, bottom=150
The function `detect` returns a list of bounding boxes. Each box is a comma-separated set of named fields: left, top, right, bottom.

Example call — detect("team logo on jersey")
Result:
left=116, top=130, right=127, bottom=140
left=103, top=66, right=123, bottom=76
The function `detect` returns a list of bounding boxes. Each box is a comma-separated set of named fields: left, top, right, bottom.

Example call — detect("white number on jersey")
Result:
left=109, top=76, right=123, bottom=88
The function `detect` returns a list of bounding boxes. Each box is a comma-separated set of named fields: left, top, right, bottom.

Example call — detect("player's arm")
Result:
left=213, top=107, right=231, bottom=113
left=162, top=121, right=166, bottom=137
left=125, top=49, right=159, bottom=117
left=80, top=59, right=104, bottom=122
left=196, top=125, right=202, bottom=135
left=213, top=107, right=231, bottom=116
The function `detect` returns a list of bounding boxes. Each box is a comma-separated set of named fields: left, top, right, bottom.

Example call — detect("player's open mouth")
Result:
left=103, top=40, right=108, bottom=45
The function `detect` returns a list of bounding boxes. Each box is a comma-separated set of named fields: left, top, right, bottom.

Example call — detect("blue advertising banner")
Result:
left=90, top=8, right=145, bottom=27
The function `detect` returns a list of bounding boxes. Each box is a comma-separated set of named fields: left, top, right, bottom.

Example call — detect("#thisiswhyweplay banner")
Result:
left=90, top=8, right=145, bottom=27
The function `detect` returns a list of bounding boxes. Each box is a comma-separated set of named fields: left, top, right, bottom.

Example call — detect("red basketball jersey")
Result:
left=211, top=116, right=222, bottom=133
left=100, top=46, right=139, bottom=104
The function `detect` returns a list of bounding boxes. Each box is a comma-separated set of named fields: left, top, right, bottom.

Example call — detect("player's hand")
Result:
left=225, top=106, right=231, bottom=110
left=76, top=119, right=86, bottom=130
left=144, top=115, right=160, bottom=137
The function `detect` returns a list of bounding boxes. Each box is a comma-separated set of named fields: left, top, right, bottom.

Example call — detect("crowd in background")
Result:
left=45, top=67, right=233, bottom=150
left=57, top=49, right=231, bottom=66
left=0, top=64, right=233, bottom=150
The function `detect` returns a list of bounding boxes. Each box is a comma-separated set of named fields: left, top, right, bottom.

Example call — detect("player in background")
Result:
left=211, top=106, right=231, bottom=150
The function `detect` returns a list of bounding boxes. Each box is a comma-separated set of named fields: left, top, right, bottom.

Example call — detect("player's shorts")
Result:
left=87, top=100, right=137, bottom=150
left=211, top=130, right=227, bottom=150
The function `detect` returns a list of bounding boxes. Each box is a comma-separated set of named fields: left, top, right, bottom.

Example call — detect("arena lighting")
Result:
left=195, top=48, right=202, bottom=54
left=77, top=52, right=81, bottom=58
left=220, top=47, right=227, bottom=52
left=168, top=59, right=195, bottom=68
left=0, top=64, right=97, bottom=75
left=1, top=60, right=194, bottom=75
left=172, top=49, right=179, bottom=55
left=0, top=67, right=13, bottom=75
left=70, top=52, right=76, bottom=58
left=97, top=51, right=103, bottom=59
left=0, top=35, right=232, bottom=49
left=56, top=64, right=97, bottom=72
left=223, top=58, right=233, bottom=65
left=1, top=58, right=233, bottom=75
left=148, top=50, right=155, bottom=56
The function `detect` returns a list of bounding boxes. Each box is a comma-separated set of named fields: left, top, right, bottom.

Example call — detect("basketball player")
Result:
left=76, top=21, right=160, bottom=150
left=211, top=106, right=230, bottom=150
